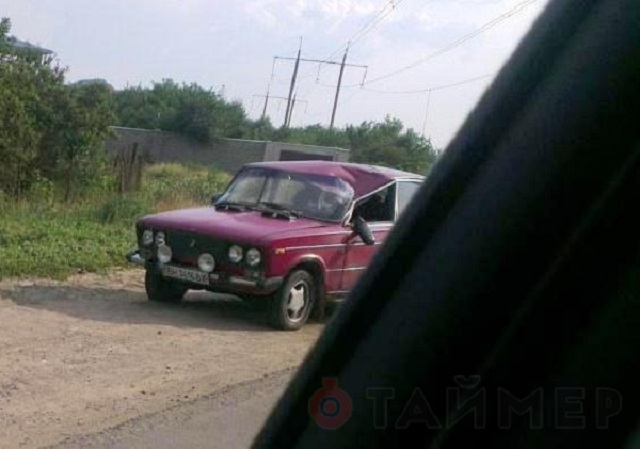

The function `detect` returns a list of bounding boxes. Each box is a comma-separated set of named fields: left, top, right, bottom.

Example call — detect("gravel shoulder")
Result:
left=0, top=270, right=323, bottom=449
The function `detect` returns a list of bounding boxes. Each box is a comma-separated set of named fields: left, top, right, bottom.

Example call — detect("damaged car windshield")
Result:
left=217, top=167, right=354, bottom=222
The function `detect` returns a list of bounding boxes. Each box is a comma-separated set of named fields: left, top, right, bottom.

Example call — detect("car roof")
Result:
left=243, top=161, right=424, bottom=199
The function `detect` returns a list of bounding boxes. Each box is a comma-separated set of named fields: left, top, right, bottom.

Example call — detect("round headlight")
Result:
left=155, top=231, right=166, bottom=246
left=228, top=245, right=243, bottom=263
left=246, top=248, right=261, bottom=267
left=157, top=245, right=172, bottom=264
left=197, top=253, right=215, bottom=273
left=142, top=229, right=154, bottom=246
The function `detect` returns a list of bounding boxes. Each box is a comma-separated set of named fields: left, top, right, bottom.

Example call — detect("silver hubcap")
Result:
left=286, top=280, right=308, bottom=323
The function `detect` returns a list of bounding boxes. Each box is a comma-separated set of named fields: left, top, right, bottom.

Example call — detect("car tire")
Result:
left=269, top=270, right=316, bottom=331
left=145, top=269, right=187, bottom=303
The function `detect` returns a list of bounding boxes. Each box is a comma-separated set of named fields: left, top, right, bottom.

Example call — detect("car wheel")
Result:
left=145, top=269, right=187, bottom=303
left=269, top=270, right=316, bottom=331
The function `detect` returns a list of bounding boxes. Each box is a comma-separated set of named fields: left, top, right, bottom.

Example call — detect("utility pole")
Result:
left=421, top=89, right=432, bottom=138
left=261, top=92, right=270, bottom=120
left=283, top=38, right=302, bottom=128
left=330, top=43, right=349, bottom=129
left=287, top=93, right=297, bottom=127
left=261, top=84, right=271, bottom=120
left=272, top=51, right=367, bottom=129
left=253, top=94, right=309, bottom=123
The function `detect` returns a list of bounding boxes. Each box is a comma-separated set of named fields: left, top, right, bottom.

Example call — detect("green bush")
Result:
left=0, top=162, right=231, bottom=280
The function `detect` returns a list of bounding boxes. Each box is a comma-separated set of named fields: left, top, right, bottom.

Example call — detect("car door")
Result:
left=340, top=183, right=396, bottom=292
left=339, top=179, right=424, bottom=292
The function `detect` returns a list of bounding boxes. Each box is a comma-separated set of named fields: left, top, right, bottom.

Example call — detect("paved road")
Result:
left=50, top=370, right=293, bottom=449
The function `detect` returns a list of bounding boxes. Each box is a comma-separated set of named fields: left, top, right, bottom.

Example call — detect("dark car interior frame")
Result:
left=252, top=0, right=640, bottom=448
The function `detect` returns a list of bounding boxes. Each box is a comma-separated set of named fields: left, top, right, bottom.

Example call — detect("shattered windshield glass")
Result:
left=218, top=167, right=354, bottom=222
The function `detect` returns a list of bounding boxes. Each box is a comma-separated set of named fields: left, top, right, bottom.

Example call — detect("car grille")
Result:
left=161, top=230, right=252, bottom=275
left=165, top=230, right=224, bottom=263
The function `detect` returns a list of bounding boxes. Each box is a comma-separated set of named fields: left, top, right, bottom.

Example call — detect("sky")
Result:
left=0, top=0, right=550, bottom=149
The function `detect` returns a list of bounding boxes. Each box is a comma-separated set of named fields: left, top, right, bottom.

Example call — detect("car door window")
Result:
left=396, top=181, right=422, bottom=219
left=353, top=184, right=395, bottom=223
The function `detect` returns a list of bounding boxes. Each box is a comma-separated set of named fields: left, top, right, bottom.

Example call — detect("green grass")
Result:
left=0, top=206, right=135, bottom=279
left=0, top=163, right=231, bottom=280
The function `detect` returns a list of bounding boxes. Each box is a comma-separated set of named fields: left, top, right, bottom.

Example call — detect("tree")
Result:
left=52, top=82, right=115, bottom=201
left=0, top=17, right=62, bottom=196
left=114, top=80, right=248, bottom=142
left=345, top=117, right=437, bottom=174
left=273, top=116, right=437, bottom=174
left=0, top=17, right=10, bottom=53
left=0, top=16, right=115, bottom=200
left=284, top=124, right=350, bottom=148
left=243, top=116, right=275, bottom=141
left=0, top=67, right=40, bottom=196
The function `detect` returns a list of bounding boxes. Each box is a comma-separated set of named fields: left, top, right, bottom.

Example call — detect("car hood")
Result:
left=138, top=207, right=332, bottom=244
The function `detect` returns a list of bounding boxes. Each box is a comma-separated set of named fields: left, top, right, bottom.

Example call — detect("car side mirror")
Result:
left=354, top=216, right=375, bottom=246
left=211, top=193, right=222, bottom=205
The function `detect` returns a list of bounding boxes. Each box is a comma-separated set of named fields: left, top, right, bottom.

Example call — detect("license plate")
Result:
left=161, top=265, right=210, bottom=286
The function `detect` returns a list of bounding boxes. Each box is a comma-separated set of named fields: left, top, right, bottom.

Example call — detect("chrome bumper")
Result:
left=125, top=250, right=283, bottom=293
left=126, top=250, right=146, bottom=266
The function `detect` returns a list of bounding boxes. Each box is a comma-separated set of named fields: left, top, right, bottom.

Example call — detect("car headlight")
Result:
left=157, top=245, right=172, bottom=264
left=228, top=245, right=243, bottom=263
left=246, top=248, right=261, bottom=267
left=142, top=229, right=154, bottom=246
left=198, top=253, right=215, bottom=273
left=155, top=231, right=166, bottom=246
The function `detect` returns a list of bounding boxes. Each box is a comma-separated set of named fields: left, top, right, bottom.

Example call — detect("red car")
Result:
left=127, top=161, right=424, bottom=330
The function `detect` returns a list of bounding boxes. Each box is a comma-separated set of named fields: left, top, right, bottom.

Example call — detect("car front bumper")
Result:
left=126, top=250, right=283, bottom=295
left=126, top=250, right=146, bottom=266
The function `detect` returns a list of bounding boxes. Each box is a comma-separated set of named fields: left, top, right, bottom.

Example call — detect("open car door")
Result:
left=252, top=0, right=640, bottom=448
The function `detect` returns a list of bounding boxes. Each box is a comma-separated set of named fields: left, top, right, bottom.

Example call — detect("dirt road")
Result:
left=0, top=270, right=324, bottom=449
left=50, top=370, right=293, bottom=449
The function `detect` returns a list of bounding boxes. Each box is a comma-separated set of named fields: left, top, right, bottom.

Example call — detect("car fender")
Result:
left=283, top=254, right=327, bottom=282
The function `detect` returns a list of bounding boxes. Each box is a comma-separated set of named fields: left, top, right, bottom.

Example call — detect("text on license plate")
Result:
left=161, top=266, right=210, bottom=285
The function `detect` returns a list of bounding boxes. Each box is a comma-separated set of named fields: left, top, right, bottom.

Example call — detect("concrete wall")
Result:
left=264, top=141, right=350, bottom=163
left=105, top=127, right=350, bottom=173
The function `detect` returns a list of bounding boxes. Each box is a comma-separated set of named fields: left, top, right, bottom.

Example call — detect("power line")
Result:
left=350, top=0, right=406, bottom=48
left=316, top=73, right=493, bottom=128
left=362, top=73, right=495, bottom=94
left=358, top=0, right=540, bottom=86
left=273, top=55, right=369, bottom=88
left=252, top=94, right=308, bottom=120
left=272, top=51, right=368, bottom=128
left=326, top=0, right=405, bottom=62
left=294, top=0, right=405, bottom=89
left=267, top=0, right=522, bottom=127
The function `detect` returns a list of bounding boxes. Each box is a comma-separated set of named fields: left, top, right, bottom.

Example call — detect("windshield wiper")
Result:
left=257, top=202, right=302, bottom=218
left=214, top=201, right=250, bottom=212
